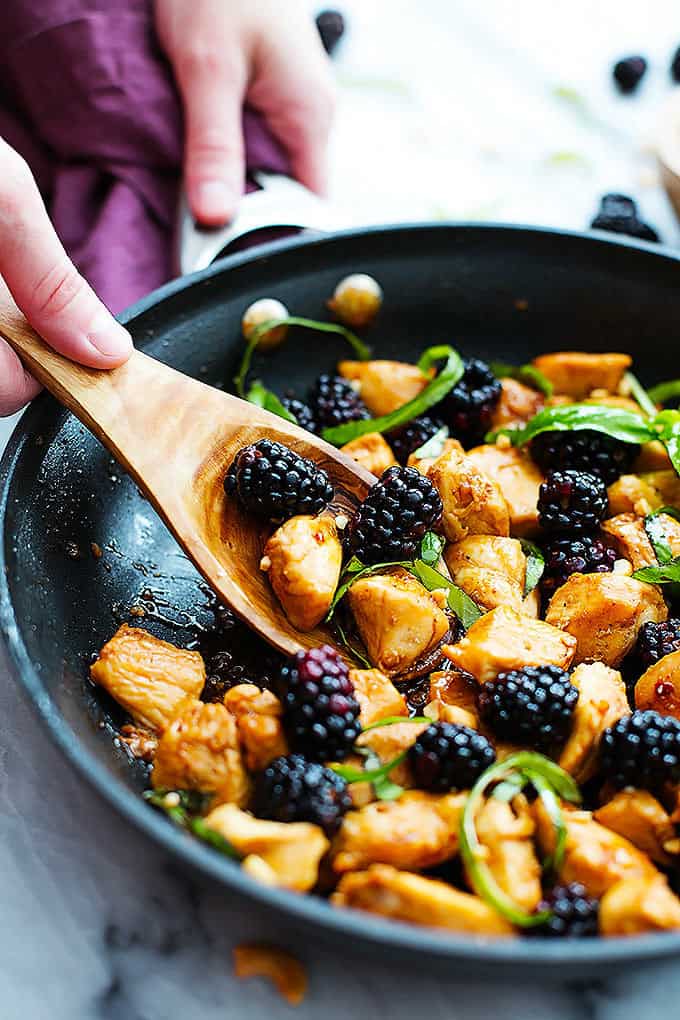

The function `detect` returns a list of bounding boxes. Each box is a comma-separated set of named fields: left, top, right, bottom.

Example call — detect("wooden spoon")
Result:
left=0, top=285, right=375, bottom=655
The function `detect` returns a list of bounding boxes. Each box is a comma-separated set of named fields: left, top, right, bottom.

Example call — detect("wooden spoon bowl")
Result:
left=0, top=283, right=374, bottom=655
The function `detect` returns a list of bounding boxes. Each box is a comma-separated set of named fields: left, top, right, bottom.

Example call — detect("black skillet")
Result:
left=2, top=222, right=680, bottom=980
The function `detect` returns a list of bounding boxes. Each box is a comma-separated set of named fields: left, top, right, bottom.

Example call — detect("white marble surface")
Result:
left=3, top=1, right=680, bottom=1016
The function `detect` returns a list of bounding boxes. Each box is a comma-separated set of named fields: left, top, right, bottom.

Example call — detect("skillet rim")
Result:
left=3, top=221, right=680, bottom=973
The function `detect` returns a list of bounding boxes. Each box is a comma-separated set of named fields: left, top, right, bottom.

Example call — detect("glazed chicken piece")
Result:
left=599, top=875, right=680, bottom=935
left=203, top=803, right=328, bottom=892
left=594, top=789, right=677, bottom=865
left=407, top=437, right=464, bottom=476
left=633, top=442, right=672, bottom=473
left=348, top=668, right=408, bottom=727
left=348, top=568, right=450, bottom=676
left=338, top=359, right=430, bottom=416
left=443, top=606, right=577, bottom=683
left=151, top=699, right=250, bottom=806
left=601, top=513, right=656, bottom=570
left=90, top=624, right=205, bottom=733
left=340, top=432, right=397, bottom=476
left=223, top=683, right=288, bottom=772
left=545, top=574, right=668, bottom=667
left=473, top=797, right=542, bottom=911
left=262, top=515, right=342, bottom=631
left=427, top=669, right=480, bottom=729
left=357, top=719, right=430, bottom=788
left=444, top=535, right=527, bottom=613
left=641, top=469, right=680, bottom=509
left=465, top=444, right=544, bottom=536
left=607, top=475, right=663, bottom=517
left=489, top=377, right=544, bottom=430
left=427, top=446, right=510, bottom=543
left=558, top=662, right=629, bottom=783
left=332, top=791, right=467, bottom=873
left=635, top=649, right=680, bottom=720
left=534, top=805, right=658, bottom=898
left=530, top=351, right=631, bottom=399
left=332, top=865, right=513, bottom=936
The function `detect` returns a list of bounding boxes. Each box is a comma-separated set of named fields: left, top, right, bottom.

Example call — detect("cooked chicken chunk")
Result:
left=429, top=669, right=480, bottom=718
left=534, top=805, right=658, bottom=897
left=90, top=624, right=205, bottom=733
left=203, top=804, right=328, bottom=892
left=633, top=441, right=672, bottom=473
left=338, top=359, right=430, bottom=416
left=545, top=574, right=668, bottom=667
left=407, top=437, right=464, bottom=476
left=348, top=568, right=450, bottom=676
left=332, top=791, right=466, bottom=872
left=594, top=790, right=677, bottom=865
left=340, top=433, right=397, bottom=476
left=641, top=470, right=680, bottom=509
left=558, top=662, right=629, bottom=782
left=530, top=351, right=631, bottom=399
left=443, top=606, right=576, bottom=683
left=607, top=475, right=664, bottom=517
left=445, top=535, right=526, bottom=613
left=427, top=446, right=510, bottom=543
left=262, top=515, right=342, bottom=631
left=635, top=649, right=680, bottom=720
left=601, top=513, right=656, bottom=570
left=332, top=865, right=513, bottom=936
left=474, top=797, right=542, bottom=911
left=466, top=445, right=544, bottom=536
left=349, top=668, right=408, bottom=727
left=357, top=720, right=430, bottom=788
left=599, top=875, right=680, bottom=935
left=223, top=684, right=288, bottom=771
left=490, top=377, right=544, bottom=430
left=151, top=699, right=250, bottom=806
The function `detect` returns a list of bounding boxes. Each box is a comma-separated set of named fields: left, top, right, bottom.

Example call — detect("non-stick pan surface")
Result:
left=3, top=224, right=680, bottom=979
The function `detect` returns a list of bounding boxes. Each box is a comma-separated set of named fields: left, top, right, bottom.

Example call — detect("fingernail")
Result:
left=195, top=180, right=233, bottom=223
left=87, top=316, right=133, bottom=360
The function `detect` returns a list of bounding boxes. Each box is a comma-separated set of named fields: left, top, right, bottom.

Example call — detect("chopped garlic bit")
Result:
left=260, top=555, right=272, bottom=572
left=233, top=944, right=307, bottom=1006
left=634, top=498, right=652, bottom=517
left=335, top=513, right=349, bottom=531
left=613, top=558, right=634, bottom=576
left=241, top=298, right=289, bottom=351
left=495, top=433, right=512, bottom=450
left=163, top=791, right=180, bottom=808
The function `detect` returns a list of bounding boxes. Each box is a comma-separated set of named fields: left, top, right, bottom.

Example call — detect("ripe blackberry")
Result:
left=601, top=710, right=680, bottom=791
left=533, top=884, right=599, bottom=937
left=530, top=428, right=638, bottom=486
left=387, top=415, right=445, bottom=465
left=408, top=722, right=496, bottom=792
left=350, top=465, right=443, bottom=564
left=591, top=193, right=659, bottom=243
left=308, top=374, right=370, bottom=431
left=613, top=55, right=647, bottom=93
left=631, top=619, right=680, bottom=672
left=537, top=469, right=608, bottom=533
left=224, top=439, right=334, bottom=521
left=277, top=646, right=361, bottom=762
left=438, top=358, right=501, bottom=448
left=281, top=396, right=317, bottom=433
left=477, top=666, right=579, bottom=751
left=254, top=753, right=352, bottom=836
left=541, top=532, right=617, bottom=601
left=315, top=9, right=346, bottom=55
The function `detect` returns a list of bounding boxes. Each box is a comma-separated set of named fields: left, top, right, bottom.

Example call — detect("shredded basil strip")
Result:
left=487, top=403, right=654, bottom=447
left=624, top=372, right=657, bottom=419
left=527, top=773, right=567, bottom=874
left=410, top=559, right=483, bottom=630
left=420, top=531, right=445, bottom=567
left=331, top=749, right=408, bottom=785
left=321, top=345, right=464, bottom=446
left=520, top=539, right=545, bottom=596
left=234, top=315, right=371, bottom=399
left=326, top=557, right=410, bottom=622
left=245, top=379, right=298, bottom=423
left=648, top=379, right=680, bottom=406
left=413, top=425, right=449, bottom=460
left=361, top=715, right=430, bottom=734
left=490, top=361, right=554, bottom=398
left=143, top=790, right=240, bottom=859
left=333, top=617, right=371, bottom=667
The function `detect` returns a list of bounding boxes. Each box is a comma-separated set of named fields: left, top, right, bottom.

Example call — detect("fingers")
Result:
left=0, top=339, right=40, bottom=416
left=0, top=140, right=133, bottom=376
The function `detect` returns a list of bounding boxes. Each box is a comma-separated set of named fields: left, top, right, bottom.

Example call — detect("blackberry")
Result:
left=281, top=396, right=317, bottom=433
left=350, top=465, right=443, bottom=564
left=224, top=439, right=334, bottom=521
left=254, top=753, right=352, bottom=836
left=315, top=9, right=346, bottom=55
left=601, top=709, right=680, bottom=791
left=537, top=469, right=608, bottom=533
left=631, top=619, right=680, bottom=673
left=408, top=722, right=496, bottom=792
left=277, top=646, right=361, bottom=762
left=477, top=666, right=579, bottom=752
left=530, top=428, right=639, bottom=486
left=308, top=374, right=370, bottom=431
left=591, top=193, right=659, bottom=243
left=672, top=46, right=680, bottom=84
left=541, top=532, right=617, bottom=601
left=387, top=415, right=445, bottom=465
left=438, top=358, right=501, bottom=448
left=613, top=55, right=647, bottom=93
left=533, top=883, right=599, bottom=937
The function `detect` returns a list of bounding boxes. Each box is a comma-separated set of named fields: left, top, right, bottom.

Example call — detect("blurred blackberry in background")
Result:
left=308, top=374, right=370, bottom=431
left=612, top=55, right=648, bottom=93
left=438, top=358, right=501, bottom=448
left=533, top=884, right=599, bottom=937
left=537, top=469, right=608, bottom=533
left=281, top=396, right=317, bottom=433
left=540, top=532, right=617, bottom=601
left=387, top=415, right=445, bottom=464
left=350, top=465, right=443, bottom=563
left=254, top=754, right=352, bottom=835
left=530, top=428, right=638, bottom=486
left=316, top=9, right=346, bottom=55
left=408, top=722, right=496, bottom=791
left=591, top=193, right=659, bottom=243
left=633, top=619, right=680, bottom=672
left=601, top=710, right=680, bottom=791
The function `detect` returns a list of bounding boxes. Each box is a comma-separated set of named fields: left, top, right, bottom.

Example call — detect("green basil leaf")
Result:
left=361, top=715, right=430, bottom=734
left=235, top=315, right=371, bottom=398
left=333, top=618, right=371, bottom=667
left=651, top=410, right=680, bottom=477
left=326, top=558, right=410, bottom=622
left=420, top=531, right=445, bottom=566
left=624, top=372, right=657, bottom=419
left=633, top=559, right=680, bottom=584
left=491, top=775, right=527, bottom=802
left=526, top=772, right=567, bottom=874
left=410, top=559, right=483, bottom=630
left=190, top=818, right=241, bottom=859
left=143, top=790, right=239, bottom=859
left=487, top=403, right=655, bottom=447
left=373, top=776, right=405, bottom=801
left=413, top=425, right=449, bottom=460
left=648, top=379, right=680, bottom=406
left=520, top=539, right=545, bottom=595
left=245, top=380, right=298, bottom=423
left=490, top=361, right=554, bottom=398
left=321, top=345, right=464, bottom=446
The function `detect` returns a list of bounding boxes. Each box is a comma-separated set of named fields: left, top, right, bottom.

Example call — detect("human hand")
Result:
left=155, top=0, right=335, bottom=226
left=0, top=139, right=133, bottom=417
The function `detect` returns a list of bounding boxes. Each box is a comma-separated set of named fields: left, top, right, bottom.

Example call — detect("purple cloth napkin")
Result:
left=0, top=1, right=290, bottom=313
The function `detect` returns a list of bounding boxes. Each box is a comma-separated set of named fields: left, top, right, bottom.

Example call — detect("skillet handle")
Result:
left=175, top=172, right=344, bottom=277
